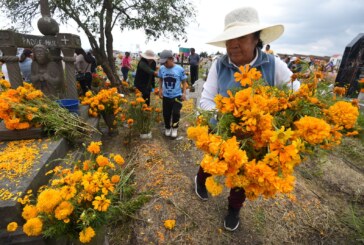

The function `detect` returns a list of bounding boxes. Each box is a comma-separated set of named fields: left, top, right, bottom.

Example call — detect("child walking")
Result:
left=158, top=50, right=188, bottom=138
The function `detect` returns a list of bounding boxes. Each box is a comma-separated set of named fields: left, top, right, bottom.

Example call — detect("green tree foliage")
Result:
left=0, top=0, right=196, bottom=88
left=199, top=51, right=208, bottom=58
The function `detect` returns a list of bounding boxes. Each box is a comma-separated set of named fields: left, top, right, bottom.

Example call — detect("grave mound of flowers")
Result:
left=6, top=141, right=131, bottom=244
left=0, top=81, right=98, bottom=142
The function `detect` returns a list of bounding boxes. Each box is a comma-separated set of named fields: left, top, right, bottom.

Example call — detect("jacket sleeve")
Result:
left=274, top=57, right=300, bottom=91
left=139, top=61, right=155, bottom=75
left=199, top=61, right=218, bottom=110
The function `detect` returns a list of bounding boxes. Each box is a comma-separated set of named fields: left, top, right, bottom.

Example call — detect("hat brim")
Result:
left=159, top=58, right=167, bottom=64
left=140, top=53, right=157, bottom=60
left=206, top=24, right=284, bottom=48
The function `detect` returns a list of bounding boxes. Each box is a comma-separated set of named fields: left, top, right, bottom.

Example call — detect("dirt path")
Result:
left=101, top=101, right=364, bottom=245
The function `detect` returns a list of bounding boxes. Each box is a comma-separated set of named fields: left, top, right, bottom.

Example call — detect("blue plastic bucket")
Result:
left=57, top=99, right=79, bottom=114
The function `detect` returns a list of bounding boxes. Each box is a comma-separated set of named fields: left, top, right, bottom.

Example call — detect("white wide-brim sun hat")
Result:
left=140, top=50, right=157, bottom=60
left=207, top=7, right=284, bottom=48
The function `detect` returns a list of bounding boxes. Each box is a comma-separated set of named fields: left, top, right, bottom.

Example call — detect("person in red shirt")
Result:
left=121, top=52, right=132, bottom=82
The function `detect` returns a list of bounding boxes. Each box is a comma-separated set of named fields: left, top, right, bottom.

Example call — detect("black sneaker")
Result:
left=194, top=176, right=208, bottom=201
left=224, top=206, right=240, bottom=231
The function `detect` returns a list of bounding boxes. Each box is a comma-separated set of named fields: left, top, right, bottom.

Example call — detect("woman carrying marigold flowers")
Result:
left=193, top=7, right=300, bottom=231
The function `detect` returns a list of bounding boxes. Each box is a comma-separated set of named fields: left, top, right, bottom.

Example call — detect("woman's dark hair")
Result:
left=19, top=53, right=26, bottom=63
left=75, top=48, right=93, bottom=63
left=19, top=49, right=32, bottom=63
left=254, top=31, right=263, bottom=49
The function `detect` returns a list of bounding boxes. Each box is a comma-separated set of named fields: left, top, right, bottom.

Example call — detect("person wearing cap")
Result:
left=134, top=50, right=158, bottom=106
left=19, top=49, right=33, bottom=82
left=195, top=7, right=300, bottom=232
left=158, top=50, right=188, bottom=138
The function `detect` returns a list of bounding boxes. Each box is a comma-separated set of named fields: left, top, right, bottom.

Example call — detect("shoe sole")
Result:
left=194, top=176, right=208, bottom=201
left=224, top=220, right=240, bottom=231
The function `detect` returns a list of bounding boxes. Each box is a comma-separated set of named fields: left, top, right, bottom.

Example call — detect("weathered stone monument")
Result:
left=0, top=1, right=98, bottom=244
left=0, top=0, right=81, bottom=99
left=335, top=33, right=364, bottom=98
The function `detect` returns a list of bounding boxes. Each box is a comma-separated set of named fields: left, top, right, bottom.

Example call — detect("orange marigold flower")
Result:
left=36, top=189, right=62, bottom=213
left=60, top=186, right=77, bottom=200
left=79, top=227, right=96, bottom=243
left=22, top=205, right=38, bottom=220
left=83, top=160, right=92, bottom=171
left=200, top=154, right=228, bottom=176
left=113, top=154, right=125, bottom=165
left=23, top=217, right=43, bottom=236
left=7, top=222, right=18, bottom=232
left=136, top=97, right=145, bottom=103
left=96, top=155, right=109, bottom=167
left=54, top=201, right=74, bottom=220
left=205, top=176, right=223, bottom=196
left=92, top=195, right=111, bottom=212
left=87, top=141, right=102, bottom=154
left=327, top=101, right=359, bottom=129
left=111, top=175, right=120, bottom=183
left=333, top=86, right=346, bottom=96
left=234, top=65, right=262, bottom=87
left=164, top=219, right=176, bottom=230
left=294, top=116, right=331, bottom=145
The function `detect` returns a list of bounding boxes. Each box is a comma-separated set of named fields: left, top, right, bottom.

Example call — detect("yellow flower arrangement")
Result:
left=124, top=92, right=162, bottom=134
left=0, top=82, right=98, bottom=141
left=187, top=65, right=361, bottom=200
left=12, top=141, right=129, bottom=243
left=82, top=88, right=127, bottom=117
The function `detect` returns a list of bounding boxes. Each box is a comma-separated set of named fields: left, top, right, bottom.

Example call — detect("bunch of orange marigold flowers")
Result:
left=81, top=88, right=127, bottom=117
left=7, top=141, right=125, bottom=244
left=0, top=82, right=98, bottom=141
left=187, top=65, right=361, bottom=200
left=0, top=82, right=44, bottom=130
left=121, top=90, right=162, bottom=134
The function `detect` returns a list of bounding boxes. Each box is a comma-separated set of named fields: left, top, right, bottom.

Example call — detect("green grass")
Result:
left=253, top=206, right=266, bottom=233
left=342, top=200, right=364, bottom=242
left=335, top=137, right=364, bottom=170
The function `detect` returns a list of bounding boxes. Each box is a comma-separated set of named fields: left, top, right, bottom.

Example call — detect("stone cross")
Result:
left=0, top=0, right=82, bottom=99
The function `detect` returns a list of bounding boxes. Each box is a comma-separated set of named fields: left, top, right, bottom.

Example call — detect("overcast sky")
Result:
left=21, top=0, right=364, bottom=57
left=109, top=0, right=364, bottom=56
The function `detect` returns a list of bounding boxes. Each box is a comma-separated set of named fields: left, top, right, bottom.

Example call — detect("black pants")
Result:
left=190, top=65, right=199, bottom=85
left=79, top=72, right=92, bottom=96
left=142, top=92, right=151, bottom=106
left=197, top=166, right=246, bottom=209
left=121, top=67, right=130, bottom=81
left=163, top=96, right=182, bottom=129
